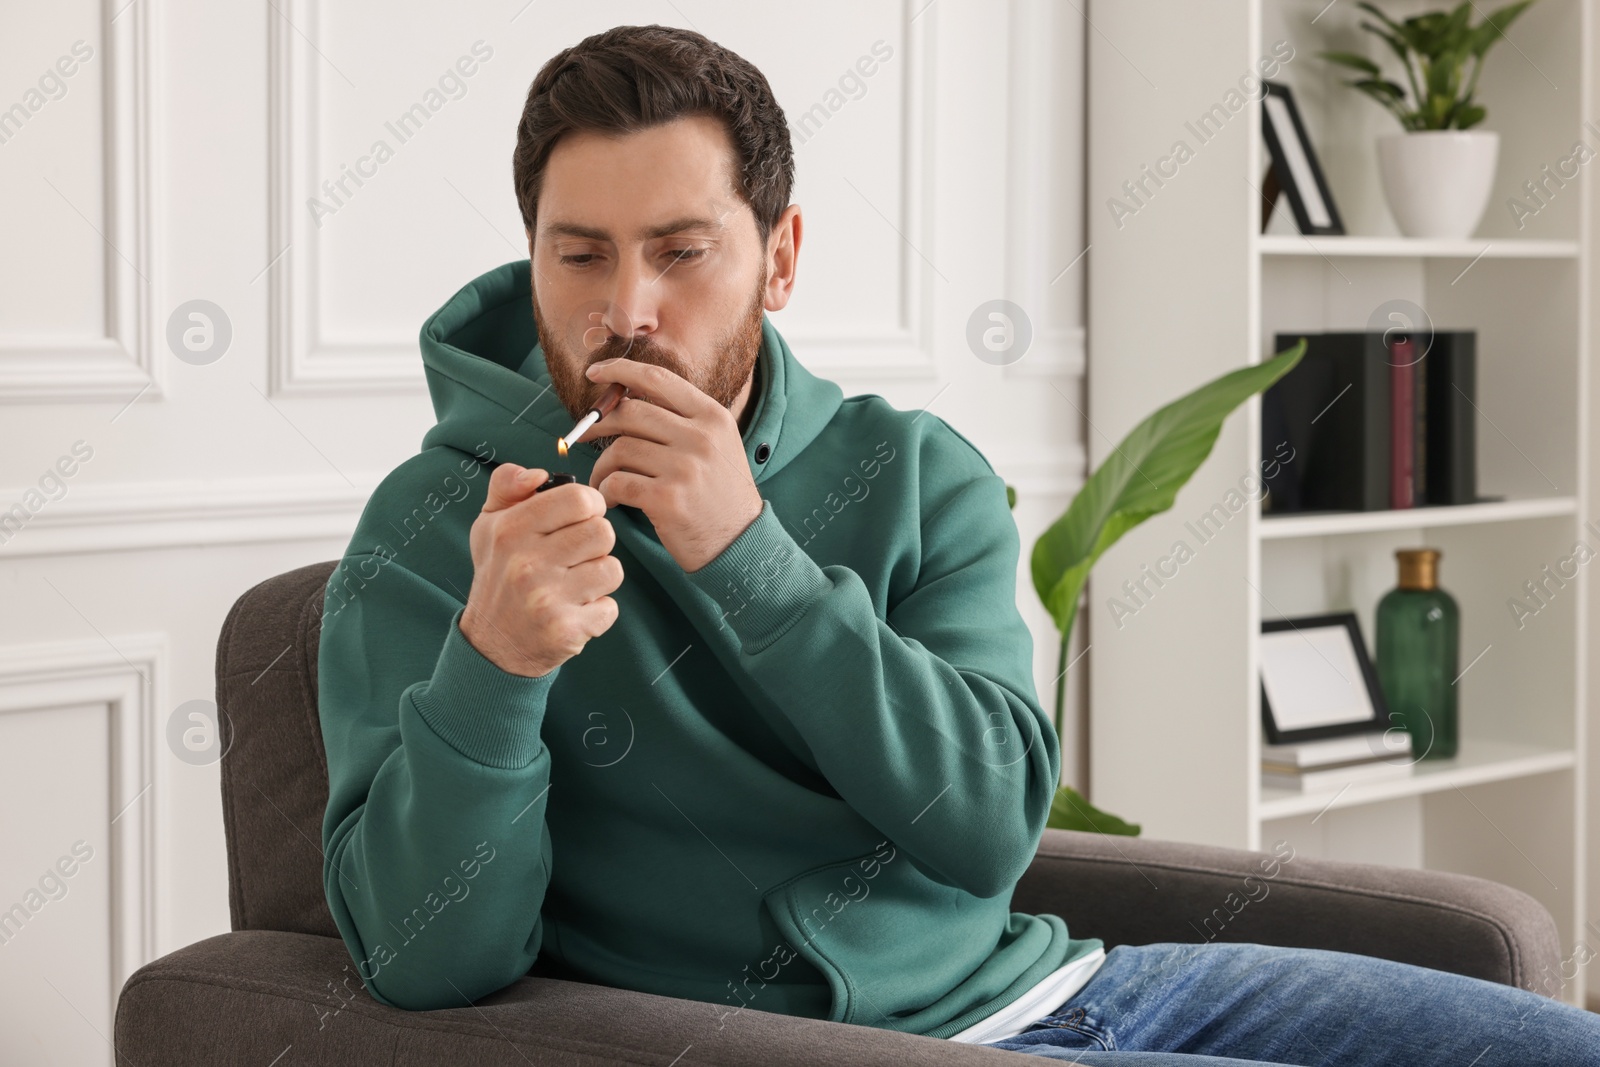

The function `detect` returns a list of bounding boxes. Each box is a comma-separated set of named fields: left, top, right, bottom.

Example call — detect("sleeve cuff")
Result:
left=409, top=606, right=558, bottom=769
left=685, top=498, right=832, bottom=653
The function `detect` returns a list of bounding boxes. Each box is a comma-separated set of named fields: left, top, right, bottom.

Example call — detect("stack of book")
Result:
left=1261, top=731, right=1416, bottom=793
left=1261, top=331, right=1478, bottom=513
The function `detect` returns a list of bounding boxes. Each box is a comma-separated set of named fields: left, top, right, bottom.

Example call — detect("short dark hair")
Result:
left=513, top=24, right=794, bottom=248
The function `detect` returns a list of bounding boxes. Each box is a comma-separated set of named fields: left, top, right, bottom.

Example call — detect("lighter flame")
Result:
left=557, top=437, right=569, bottom=456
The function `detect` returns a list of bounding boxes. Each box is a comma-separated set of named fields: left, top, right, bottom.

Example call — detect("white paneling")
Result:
left=776, top=0, right=938, bottom=379
left=1003, top=0, right=1086, bottom=382
left=0, top=472, right=376, bottom=558
left=2, top=8, right=1093, bottom=1063
left=0, top=634, right=162, bottom=1067
left=0, top=0, right=161, bottom=403
left=268, top=0, right=947, bottom=393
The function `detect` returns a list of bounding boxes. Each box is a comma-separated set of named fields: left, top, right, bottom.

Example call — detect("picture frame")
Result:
left=1261, top=81, right=1345, bottom=236
left=1259, top=612, right=1389, bottom=744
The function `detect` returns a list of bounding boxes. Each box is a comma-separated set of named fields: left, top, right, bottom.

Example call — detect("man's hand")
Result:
left=460, top=464, right=623, bottom=678
left=583, top=357, right=763, bottom=573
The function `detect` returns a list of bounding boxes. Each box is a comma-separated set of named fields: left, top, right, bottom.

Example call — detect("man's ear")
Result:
left=764, top=204, right=802, bottom=312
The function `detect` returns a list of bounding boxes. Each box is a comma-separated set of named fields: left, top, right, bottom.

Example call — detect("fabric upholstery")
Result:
left=111, top=562, right=1566, bottom=1065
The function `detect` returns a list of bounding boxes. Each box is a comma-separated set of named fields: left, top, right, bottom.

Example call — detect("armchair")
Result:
left=113, top=562, right=1563, bottom=1065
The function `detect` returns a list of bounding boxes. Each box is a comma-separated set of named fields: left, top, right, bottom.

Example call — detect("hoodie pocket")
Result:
left=758, top=839, right=1014, bottom=1031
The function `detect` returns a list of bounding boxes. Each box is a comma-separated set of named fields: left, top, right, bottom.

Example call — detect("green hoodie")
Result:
left=317, top=259, right=1103, bottom=1038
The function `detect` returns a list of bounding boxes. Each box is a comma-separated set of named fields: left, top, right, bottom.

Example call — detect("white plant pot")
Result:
left=1376, top=130, right=1499, bottom=240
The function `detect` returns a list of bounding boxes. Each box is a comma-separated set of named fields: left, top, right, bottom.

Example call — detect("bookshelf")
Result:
left=1086, top=0, right=1591, bottom=1007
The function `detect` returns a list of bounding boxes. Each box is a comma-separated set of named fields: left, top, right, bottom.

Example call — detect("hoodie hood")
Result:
left=418, top=258, right=842, bottom=486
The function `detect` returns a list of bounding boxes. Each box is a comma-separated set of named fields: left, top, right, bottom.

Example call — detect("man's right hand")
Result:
left=460, top=463, right=623, bottom=678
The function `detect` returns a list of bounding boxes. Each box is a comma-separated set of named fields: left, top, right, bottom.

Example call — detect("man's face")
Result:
left=529, top=114, right=771, bottom=448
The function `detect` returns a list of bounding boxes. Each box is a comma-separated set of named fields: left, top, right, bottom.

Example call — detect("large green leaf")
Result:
left=1469, top=0, right=1534, bottom=57
left=1320, top=49, right=1382, bottom=75
left=1030, top=341, right=1306, bottom=649
left=1046, top=784, right=1141, bottom=836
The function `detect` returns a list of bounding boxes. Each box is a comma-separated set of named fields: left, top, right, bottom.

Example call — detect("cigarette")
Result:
left=557, top=382, right=629, bottom=455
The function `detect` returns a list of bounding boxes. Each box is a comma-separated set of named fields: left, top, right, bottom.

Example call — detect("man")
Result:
left=318, top=24, right=1600, bottom=1063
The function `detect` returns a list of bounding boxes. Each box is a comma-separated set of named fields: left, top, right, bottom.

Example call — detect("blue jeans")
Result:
left=978, top=941, right=1600, bottom=1065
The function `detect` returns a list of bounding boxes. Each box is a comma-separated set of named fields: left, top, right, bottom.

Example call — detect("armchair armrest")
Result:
left=115, top=932, right=1047, bottom=1065
left=1011, top=828, right=1562, bottom=995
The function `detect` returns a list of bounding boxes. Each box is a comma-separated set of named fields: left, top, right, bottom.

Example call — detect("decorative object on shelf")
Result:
left=1376, top=548, right=1461, bottom=760
left=1007, top=340, right=1308, bottom=834
left=1261, top=730, right=1415, bottom=794
left=1261, top=330, right=1478, bottom=513
left=1260, top=81, right=1344, bottom=235
left=1321, top=2, right=1536, bottom=239
left=1259, top=612, right=1390, bottom=745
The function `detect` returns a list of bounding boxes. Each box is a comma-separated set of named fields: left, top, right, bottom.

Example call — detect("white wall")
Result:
left=0, top=1, right=1087, bottom=1058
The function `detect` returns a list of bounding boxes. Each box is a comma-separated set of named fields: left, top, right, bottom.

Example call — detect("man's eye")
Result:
left=665, top=248, right=706, bottom=263
left=560, top=254, right=596, bottom=267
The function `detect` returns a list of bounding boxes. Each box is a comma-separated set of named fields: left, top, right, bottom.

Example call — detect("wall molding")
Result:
left=268, top=0, right=944, bottom=392
left=1003, top=325, right=1086, bottom=379
left=0, top=473, right=378, bottom=558
left=0, top=632, right=165, bottom=1000
left=996, top=445, right=1087, bottom=502
left=1, top=0, right=163, bottom=403
left=267, top=0, right=396, bottom=395
left=1002, top=0, right=1085, bottom=382
left=0, top=449, right=1077, bottom=558
left=781, top=0, right=940, bottom=381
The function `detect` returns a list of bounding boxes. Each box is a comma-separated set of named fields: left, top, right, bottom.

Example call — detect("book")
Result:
left=1263, top=331, right=1478, bottom=513
left=1414, top=345, right=1429, bottom=504
left=1389, top=336, right=1416, bottom=509
left=1262, top=730, right=1411, bottom=769
left=1420, top=332, right=1477, bottom=505
left=1264, top=332, right=1392, bottom=512
left=1261, top=757, right=1417, bottom=794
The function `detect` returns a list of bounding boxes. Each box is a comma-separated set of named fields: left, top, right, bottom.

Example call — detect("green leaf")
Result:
left=1356, top=2, right=1406, bottom=35
left=1439, top=3, right=1475, bottom=53
left=1047, top=784, right=1141, bottom=836
left=1349, top=78, right=1407, bottom=103
left=1029, top=341, right=1306, bottom=650
left=1454, top=102, right=1487, bottom=129
left=1360, top=20, right=1414, bottom=66
left=1470, top=0, right=1535, bottom=57
left=1359, top=3, right=1425, bottom=51
left=1320, top=49, right=1382, bottom=75
left=1006, top=483, right=1017, bottom=510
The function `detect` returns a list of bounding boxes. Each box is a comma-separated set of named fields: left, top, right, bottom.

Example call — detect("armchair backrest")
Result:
left=216, top=561, right=340, bottom=938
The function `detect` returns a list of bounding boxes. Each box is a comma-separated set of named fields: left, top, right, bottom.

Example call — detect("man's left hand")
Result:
left=583, top=357, right=763, bottom=573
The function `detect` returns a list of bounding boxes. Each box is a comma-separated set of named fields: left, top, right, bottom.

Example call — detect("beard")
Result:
left=533, top=269, right=767, bottom=453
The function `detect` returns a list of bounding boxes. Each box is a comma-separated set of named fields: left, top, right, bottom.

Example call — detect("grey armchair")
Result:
left=113, top=562, right=1564, bottom=1065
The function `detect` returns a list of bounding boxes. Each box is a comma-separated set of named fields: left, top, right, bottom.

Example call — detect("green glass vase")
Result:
left=1376, top=548, right=1460, bottom=760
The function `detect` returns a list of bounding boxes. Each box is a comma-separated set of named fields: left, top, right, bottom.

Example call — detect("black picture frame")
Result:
left=1259, top=612, right=1389, bottom=745
left=1261, top=81, right=1345, bottom=236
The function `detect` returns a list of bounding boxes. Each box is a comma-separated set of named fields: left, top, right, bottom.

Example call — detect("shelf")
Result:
left=1257, top=738, right=1576, bottom=820
left=1258, top=497, right=1578, bottom=539
left=1256, top=235, right=1580, bottom=259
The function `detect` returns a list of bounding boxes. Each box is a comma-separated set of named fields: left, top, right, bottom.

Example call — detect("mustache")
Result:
left=587, top=335, right=687, bottom=375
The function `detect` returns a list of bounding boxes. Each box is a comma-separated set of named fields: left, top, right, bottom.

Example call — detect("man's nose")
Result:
left=600, top=251, right=660, bottom=344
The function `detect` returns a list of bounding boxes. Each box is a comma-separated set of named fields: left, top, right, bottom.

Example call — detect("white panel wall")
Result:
left=0, top=1, right=1087, bottom=1058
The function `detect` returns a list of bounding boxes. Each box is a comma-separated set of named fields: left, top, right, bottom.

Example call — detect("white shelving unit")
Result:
left=1086, top=0, right=1591, bottom=1008
left=1257, top=234, right=1580, bottom=258
left=1259, top=496, right=1579, bottom=538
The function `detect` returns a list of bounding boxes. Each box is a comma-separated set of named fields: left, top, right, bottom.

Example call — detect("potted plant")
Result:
left=1008, top=341, right=1306, bottom=835
left=1322, top=1, right=1534, bottom=239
